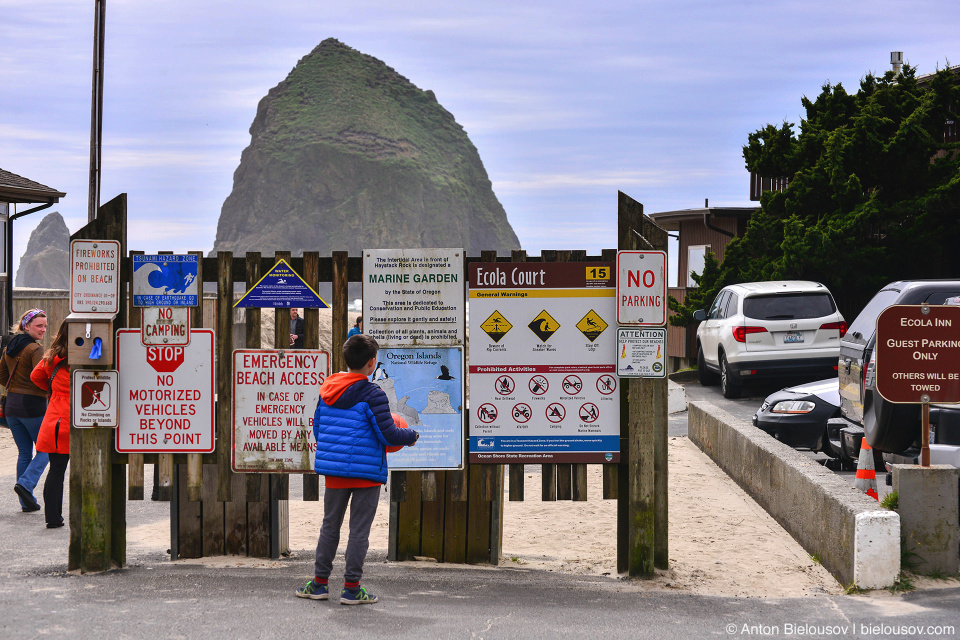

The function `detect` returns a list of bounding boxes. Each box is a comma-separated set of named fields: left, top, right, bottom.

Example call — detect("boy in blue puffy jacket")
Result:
left=296, top=334, right=419, bottom=605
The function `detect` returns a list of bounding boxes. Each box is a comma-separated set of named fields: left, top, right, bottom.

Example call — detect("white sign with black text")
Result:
left=71, top=369, right=119, bottom=427
left=70, top=239, right=121, bottom=314
left=617, top=328, right=667, bottom=378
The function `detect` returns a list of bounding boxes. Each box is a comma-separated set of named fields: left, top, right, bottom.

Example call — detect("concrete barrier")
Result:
left=688, top=400, right=900, bottom=588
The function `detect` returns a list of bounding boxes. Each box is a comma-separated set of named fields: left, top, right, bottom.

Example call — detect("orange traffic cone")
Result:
left=856, top=437, right=879, bottom=500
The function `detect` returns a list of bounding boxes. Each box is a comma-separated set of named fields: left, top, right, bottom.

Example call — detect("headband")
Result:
left=20, top=309, right=45, bottom=330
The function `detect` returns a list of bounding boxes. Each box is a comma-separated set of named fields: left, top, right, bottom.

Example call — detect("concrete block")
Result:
left=893, top=464, right=960, bottom=576
left=667, top=380, right=686, bottom=414
left=688, top=400, right=901, bottom=587
left=854, top=511, right=900, bottom=589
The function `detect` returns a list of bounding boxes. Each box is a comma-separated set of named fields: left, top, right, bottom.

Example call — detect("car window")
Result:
left=709, top=291, right=729, bottom=320
left=847, top=289, right=899, bottom=340
left=742, top=293, right=836, bottom=320
left=924, top=291, right=960, bottom=305
left=724, top=292, right=739, bottom=318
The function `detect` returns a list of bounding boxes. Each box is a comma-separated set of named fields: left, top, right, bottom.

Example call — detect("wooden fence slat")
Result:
left=216, top=252, right=234, bottom=503
left=302, top=251, right=321, bottom=502
left=157, top=454, right=174, bottom=501
left=202, top=466, right=225, bottom=556
left=177, top=465, right=203, bottom=558
left=465, top=463, right=491, bottom=564
left=556, top=463, right=572, bottom=500
left=443, top=472, right=468, bottom=563
left=602, top=464, right=618, bottom=499
left=419, top=470, right=445, bottom=560
left=420, top=471, right=438, bottom=502
left=395, top=472, right=422, bottom=561
left=247, top=475, right=271, bottom=558
left=224, top=471, right=248, bottom=555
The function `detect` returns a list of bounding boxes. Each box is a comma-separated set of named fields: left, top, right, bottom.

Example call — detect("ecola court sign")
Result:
left=875, top=304, right=960, bottom=404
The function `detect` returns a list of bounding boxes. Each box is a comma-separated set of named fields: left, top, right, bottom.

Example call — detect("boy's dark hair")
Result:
left=344, top=334, right=378, bottom=370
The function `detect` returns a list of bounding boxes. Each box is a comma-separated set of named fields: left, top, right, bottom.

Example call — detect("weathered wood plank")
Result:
left=602, top=464, right=618, bottom=499
left=177, top=465, right=203, bottom=558
left=302, top=251, right=321, bottom=502
left=201, top=463, right=225, bottom=556
left=573, top=465, right=588, bottom=501
left=223, top=470, right=248, bottom=555
left=395, top=472, right=422, bottom=561
left=420, top=471, right=438, bottom=502
left=216, top=251, right=234, bottom=503
left=465, top=463, right=491, bottom=564
left=419, top=471, right=446, bottom=561
left=332, top=251, right=349, bottom=372
left=128, top=452, right=144, bottom=501
left=157, top=453, right=174, bottom=501
left=442, top=472, right=468, bottom=563
left=556, top=463, right=572, bottom=500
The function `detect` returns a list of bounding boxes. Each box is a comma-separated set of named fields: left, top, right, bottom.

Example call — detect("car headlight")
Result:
left=771, top=400, right=816, bottom=414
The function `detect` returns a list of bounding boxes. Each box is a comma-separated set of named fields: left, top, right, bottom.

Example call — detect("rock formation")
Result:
left=214, top=38, right=520, bottom=256
left=16, top=211, right=70, bottom=289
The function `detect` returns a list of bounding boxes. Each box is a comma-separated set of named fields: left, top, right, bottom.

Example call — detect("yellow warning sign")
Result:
left=481, top=311, right=512, bottom=343
left=576, top=309, right=608, bottom=342
left=528, top=309, right=560, bottom=342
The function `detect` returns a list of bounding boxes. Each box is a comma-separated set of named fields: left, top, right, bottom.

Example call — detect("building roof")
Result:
left=0, top=167, right=66, bottom=204
left=649, top=206, right=758, bottom=231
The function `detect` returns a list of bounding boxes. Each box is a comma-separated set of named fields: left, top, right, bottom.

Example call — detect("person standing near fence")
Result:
left=289, top=308, right=305, bottom=349
left=0, top=309, right=49, bottom=513
left=31, top=321, right=70, bottom=529
left=347, top=316, right=362, bottom=338
left=296, top=334, right=419, bottom=604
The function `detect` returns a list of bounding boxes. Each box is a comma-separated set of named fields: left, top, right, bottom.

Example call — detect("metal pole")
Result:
left=88, top=0, right=106, bottom=222
left=922, top=402, right=931, bottom=467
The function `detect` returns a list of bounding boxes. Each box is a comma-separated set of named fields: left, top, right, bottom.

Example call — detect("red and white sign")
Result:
left=141, top=307, right=190, bottom=346
left=232, top=349, right=330, bottom=472
left=116, top=329, right=215, bottom=453
left=71, top=369, right=119, bottom=428
left=616, top=250, right=667, bottom=325
left=70, top=239, right=121, bottom=313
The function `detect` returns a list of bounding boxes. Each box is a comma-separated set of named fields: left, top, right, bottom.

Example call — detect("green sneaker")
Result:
left=296, top=579, right=329, bottom=600
left=340, top=586, right=378, bottom=605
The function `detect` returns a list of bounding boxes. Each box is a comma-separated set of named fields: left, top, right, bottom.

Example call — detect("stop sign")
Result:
left=146, top=345, right=185, bottom=373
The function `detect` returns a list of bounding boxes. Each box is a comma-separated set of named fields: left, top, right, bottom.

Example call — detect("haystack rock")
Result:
left=214, top=38, right=520, bottom=256
left=16, top=211, right=70, bottom=289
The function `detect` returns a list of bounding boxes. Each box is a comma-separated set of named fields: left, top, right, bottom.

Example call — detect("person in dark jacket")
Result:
left=289, top=308, right=305, bottom=349
left=296, top=335, right=418, bottom=605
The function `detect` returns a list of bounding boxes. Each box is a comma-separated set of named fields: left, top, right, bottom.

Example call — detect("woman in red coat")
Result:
left=32, top=321, right=69, bottom=528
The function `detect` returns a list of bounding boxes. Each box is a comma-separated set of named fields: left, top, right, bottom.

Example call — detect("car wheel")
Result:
left=697, top=345, right=719, bottom=386
left=719, top=352, right=741, bottom=399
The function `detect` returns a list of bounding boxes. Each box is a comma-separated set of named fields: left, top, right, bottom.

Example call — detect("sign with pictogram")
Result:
left=528, top=309, right=560, bottom=342
left=232, top=349, right=330, bottom=472
left=468, top=261, right=619, bottom=463
left=576, top=309, right=608, bottom=342
left=70, top=239, right=120, bottom=314
left=234, top=259, right=329, bottom=309
left=617, top=327, right=667, bottom=378
left=494, top=375, right=515, bottom=395
left=116, top=329, right=215, bottom=453
left=141, top=306, right=190, bottom=346
left=616, top=250, right=667, bottom=325
left=481, top=311, right=512, bottom=343
left=132, top=254, right=199, bottom=307
left=71, top=369, right=119, bottom=428
left=875, top=305, right=960, bottom=404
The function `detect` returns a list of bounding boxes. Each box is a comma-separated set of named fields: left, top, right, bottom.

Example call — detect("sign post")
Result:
left=875, top=304, right=960, bottom=466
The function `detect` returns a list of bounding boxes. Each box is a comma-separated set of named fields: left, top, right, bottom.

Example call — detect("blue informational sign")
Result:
left=234, top=259, right=329, bottom=309
left=132, top=254, right=199, bottom=307
left=373, top=347, right=463, bottom=470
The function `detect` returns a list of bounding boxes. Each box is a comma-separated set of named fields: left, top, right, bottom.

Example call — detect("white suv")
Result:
left=693, top=281, right=846, bottom=398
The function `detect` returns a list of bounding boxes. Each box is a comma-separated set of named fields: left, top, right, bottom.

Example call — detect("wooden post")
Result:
left=216, top=251, right=233, bottom=503
left=616, top=191, right=668, bottom=577
left=302, top=252, right=321, bottom=502
left=186, top=250, right=205, bottom=502
left=68, top=193, right=127, bottom=572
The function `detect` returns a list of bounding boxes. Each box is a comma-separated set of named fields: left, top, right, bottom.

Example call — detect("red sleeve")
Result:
left=30, top=359, right=51, bottom=391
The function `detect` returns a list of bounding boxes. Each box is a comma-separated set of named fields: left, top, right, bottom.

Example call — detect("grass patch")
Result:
left=810, top=553, right=822, bottom=565
left=880, top=491, right=898, bottom=510
left=889, top=573, right=916, bottom=593
left=844, top=583, right=866, bottom=595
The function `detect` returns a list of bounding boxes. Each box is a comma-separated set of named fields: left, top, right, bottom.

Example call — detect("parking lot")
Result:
left=674, top=375, right=892, bottom=499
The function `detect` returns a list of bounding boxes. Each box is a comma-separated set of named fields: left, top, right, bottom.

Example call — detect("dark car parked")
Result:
left=754, top=378, right=841, bottom=455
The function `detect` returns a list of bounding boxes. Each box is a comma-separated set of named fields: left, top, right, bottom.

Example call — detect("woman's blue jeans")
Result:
left=8, top=415, right=48, bottom=508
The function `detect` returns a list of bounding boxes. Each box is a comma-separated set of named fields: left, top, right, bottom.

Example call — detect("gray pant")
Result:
left=313, top=485, right=381, bottom=584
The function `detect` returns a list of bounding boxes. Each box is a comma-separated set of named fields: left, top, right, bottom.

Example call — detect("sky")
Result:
left=3, top=1, right=959, bottom=282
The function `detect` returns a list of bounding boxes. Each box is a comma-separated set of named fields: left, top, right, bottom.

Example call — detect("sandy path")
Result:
left=1, top=427, right=840, bottom=596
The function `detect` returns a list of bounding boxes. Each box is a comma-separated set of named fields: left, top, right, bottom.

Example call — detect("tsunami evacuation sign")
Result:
left=132, top=254, right=199, bottom=307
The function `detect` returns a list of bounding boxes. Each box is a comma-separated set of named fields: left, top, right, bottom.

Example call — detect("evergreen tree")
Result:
left=671, top=65, right=960, bottom=323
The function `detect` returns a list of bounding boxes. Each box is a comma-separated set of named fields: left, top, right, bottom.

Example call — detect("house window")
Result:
left=687, top=244, right=709, bottom=288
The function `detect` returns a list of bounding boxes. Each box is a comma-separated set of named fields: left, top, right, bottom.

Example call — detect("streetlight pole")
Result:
left=88, top=0, right=106, bottom=223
